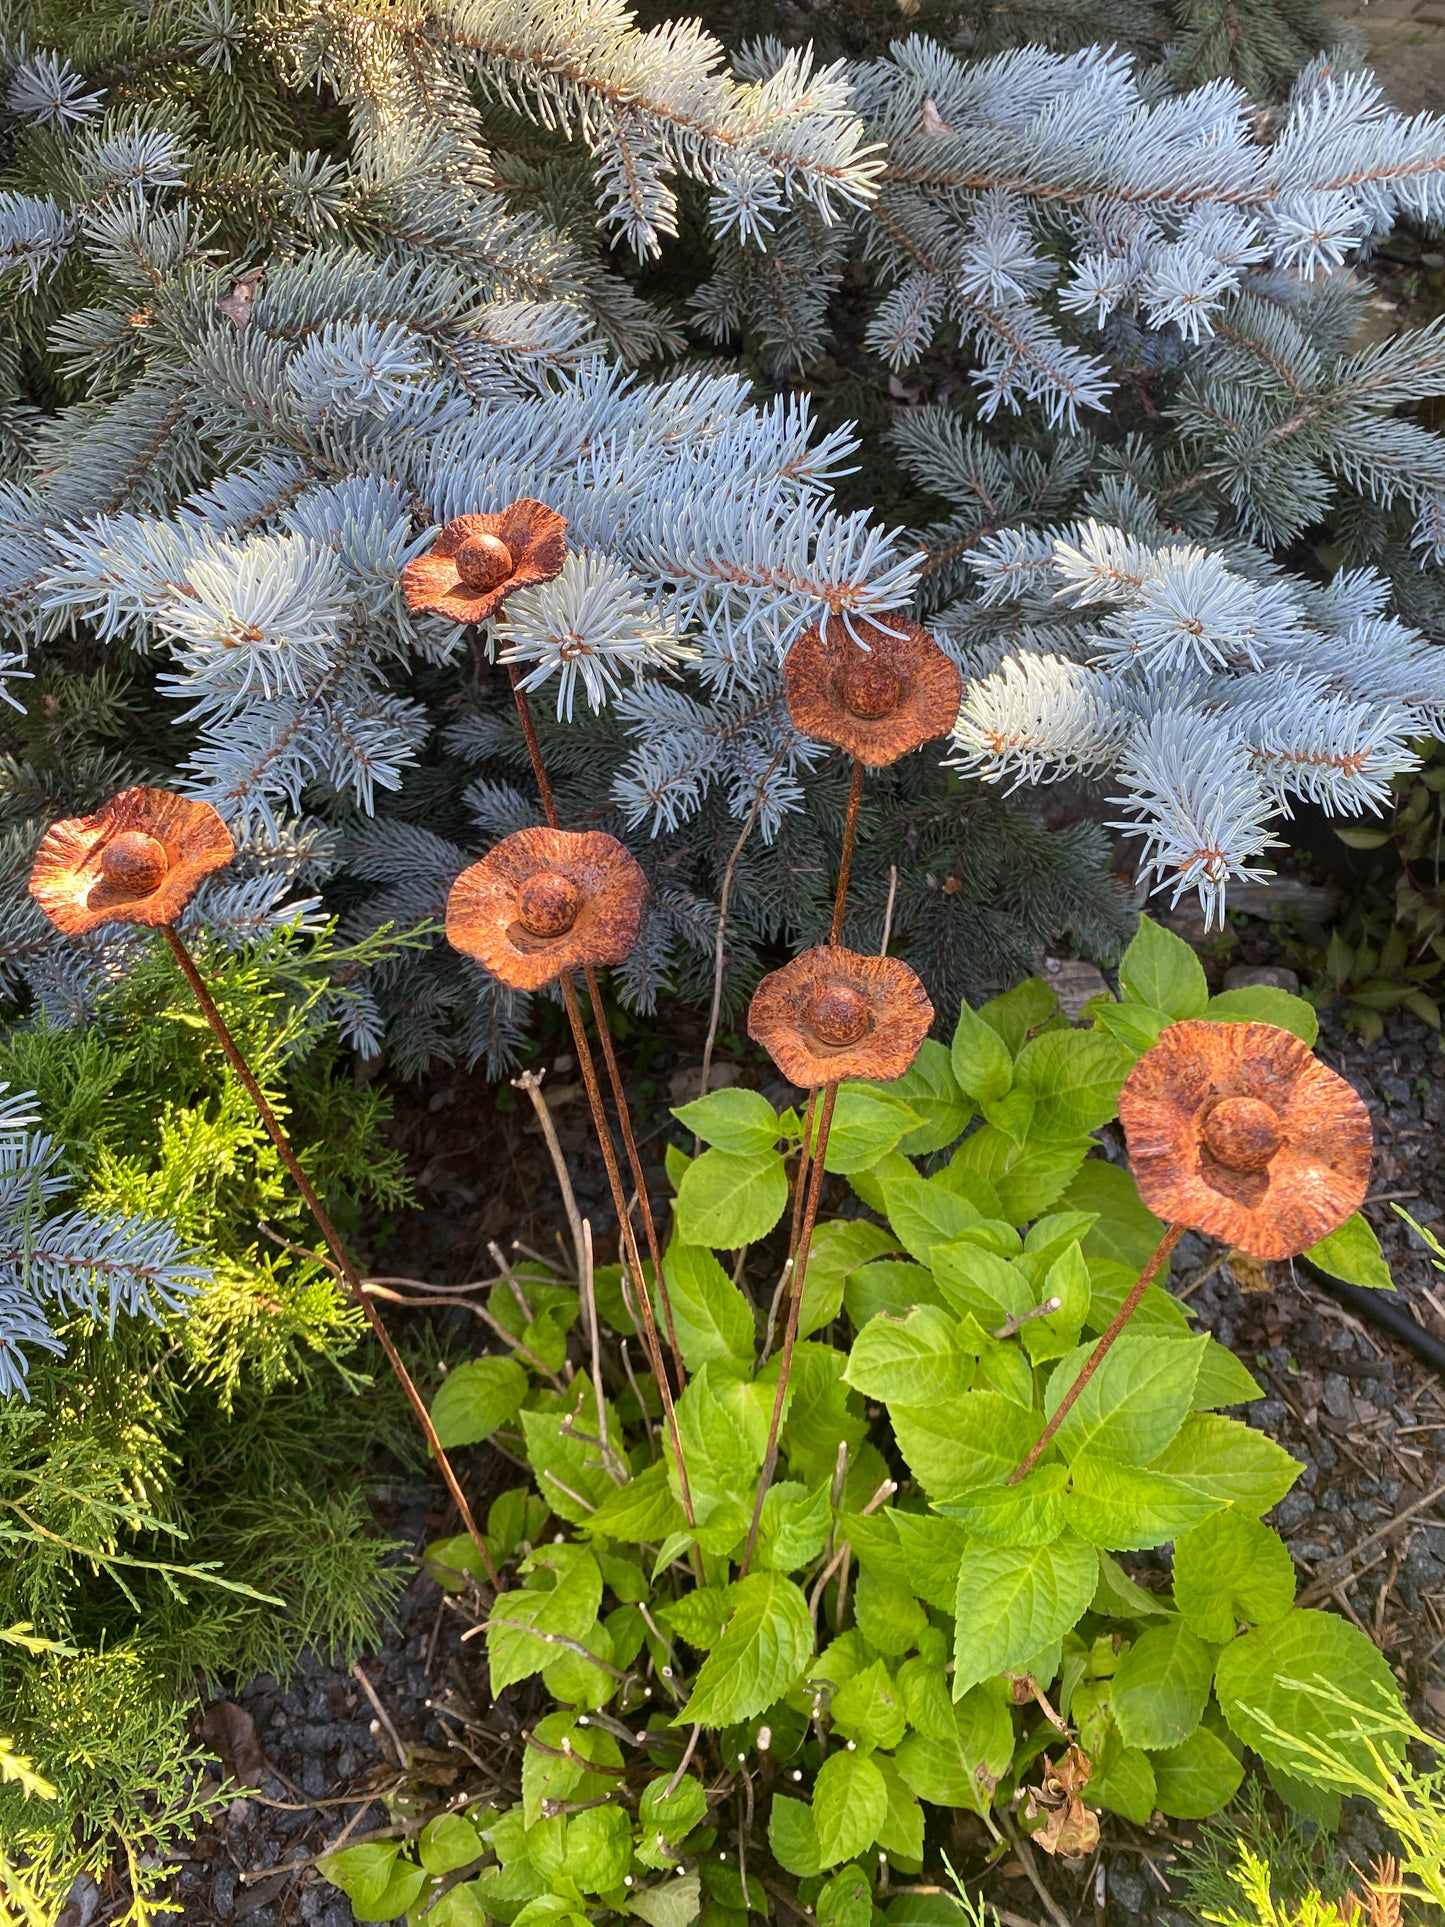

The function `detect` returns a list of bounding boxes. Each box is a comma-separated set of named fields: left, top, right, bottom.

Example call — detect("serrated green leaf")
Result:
left=893, top=1680, right=1014, bottom=1810
left=1045, top=1334, right=1204, bottom=1466
left=844, top=1259, right=941, bottom=1326
left=873, top=1752, right=925, bottom=1862
left=798, top=1218, right=899, bottom=1337
left=1205, top=986, right=1319, bottom=1046
left=952, top=1532, right=1098, bottom=1697
left=832, top=1657, right=908, bottom=1751
left=430, top=1355, right=529, bottom=1447
left=1094, top=1001, right=1172, bottom=1056
left=936, top=1465, right=1068, bottom=1547
left=487, top=1544, right=603, bottom=1694
left=980, top=978, right=1059, bottom=1050
left=768, top=1794, right=822, bottom=1877
left=890, top=1392, right=1039, bottom=1498
left=1215, top=1608, right=1406, bottom=1789
left=1173, top=1510, right=1296, bottom=1643
left=889, top=1040, right=974, bottom=1155
left=880, top=1171, right=983, bottom=1266
left=1149, top=1414, right=1301, bottom=1515
left=1058, top=1160, right=1167, bottom=1271
left=671, top=1087, right=781, bottom=1156
left=821, top=1086, right=924, bottom=1174
left=845, top=1305, right=976, bottom=1404
left=680, top=1572, right=813, bottom=1725
left=1306, top=1212, right=1393, bottom=1291
left=886, top=1509, right=968, bottom=1610
left=674, top=1147, right=787, bottom=1248
left=1191, top=1338, right=1264, bottom=1409
left=1065, top=1458, right=1224, bottom=1550
left=754, top=1480, right=831, bottom=1572
left=1113, top=1620, right=1212, bottom=1749
left=814, top=1751, right=888, bottom=1867
left=1013, top=1030, right=1128, bottom=1141
left=1150, top=1727, right=1243, bottom=1818
left=1088, top=1742, right=1156, bottom=1825
left=662, top=1241, right=755, bottom=1373
left=1118, top=916, right=1209, bottom=1020
left=951, top=1000, right=1013, bottom=1102
left=586, top=1459, right=686, bottom=1544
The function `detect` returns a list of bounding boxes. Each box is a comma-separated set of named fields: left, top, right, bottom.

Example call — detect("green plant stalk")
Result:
left=1007, top=1219, right=1184, bottom=1485
left=504, top=659, right=686, bottom=1388
left=159, top=924, right=502, bottom=1587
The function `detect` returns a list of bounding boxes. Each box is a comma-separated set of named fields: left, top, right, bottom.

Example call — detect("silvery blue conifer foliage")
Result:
left=1, top=0, right=1444, bottom=1065
left=0, top=1083, right=202, bottom=1396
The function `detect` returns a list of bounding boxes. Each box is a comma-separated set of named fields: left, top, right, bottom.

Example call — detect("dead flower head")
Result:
left=1118, top=1019, right=1372, bottom=1260
left=401, top=499, right=567, bottom=626
left=747, top=946, right=933, bottom=1087
left=30, top=787, right=235, bottom=936
left=784, top=613, right=962, bottom=767
left=446, top=826, right=647, bottom=991
left=1022, top=1746, right=1099, bottom=1860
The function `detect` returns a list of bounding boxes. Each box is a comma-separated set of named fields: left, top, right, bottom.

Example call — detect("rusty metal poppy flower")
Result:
left=446, top=827, right=647, bottom=991
left=29, top=787, right=235, bottom=936
left=1118, top=1019, right=1372, bottom=1260
left=748, top=946, right=933, bottom=1087
left=784, top=613, right=962, bottom=767
left=401, top=500, right=567, bottom=626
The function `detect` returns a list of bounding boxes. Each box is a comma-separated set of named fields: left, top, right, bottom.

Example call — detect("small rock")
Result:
left=1274, top=1489, right=1315, bottom=1531
left=668, top=1061, right=741, bottom=1101
left=1323, top=1372, right=1354, bottom=1421
left=1223, top=963, right=1301, bottom=995
left=212, top=1868, right=238, bottom=1919
left=1423, top=252, right=1445, bottom=269
left=1039, top=955, right=1110, bottom=1019
left=1108, top=1864, right=1148, bottom=1917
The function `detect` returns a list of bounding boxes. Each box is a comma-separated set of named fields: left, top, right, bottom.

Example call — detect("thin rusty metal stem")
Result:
left=505, top=660, right=559, bottom=828
left=1007, top=1222, right=1184, bottom=1486
left=501, top=656, right=693, bottom=1452
left=583, top=962, right=685, bottom=1390
left=558, top=969, right=697, bottom=1530
left=740, top=1081, right=839, bottom=1577
left=830, top=759, right=865, bottom=946
left=161, top=925, right=500, bottom=1588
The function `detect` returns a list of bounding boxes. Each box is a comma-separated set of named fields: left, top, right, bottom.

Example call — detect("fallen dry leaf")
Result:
left=200, top=1698, right=268, bottom=1789
left=218, top=270, right=264, bottom=328
left=1022, top=1745, right=1100, bottom=1859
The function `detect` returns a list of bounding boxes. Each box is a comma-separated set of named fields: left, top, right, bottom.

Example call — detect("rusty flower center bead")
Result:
left=517, top=871, right=583, bottom=939
left=1201, top=1095, right=1283, bottom=1173
left=810, top=984, right=873, bottom=1047
left=840, top=657, right=902, bottom=720
left=100, top=830, right=169, bottom=895
left=455, top=534, right=514, bottom=594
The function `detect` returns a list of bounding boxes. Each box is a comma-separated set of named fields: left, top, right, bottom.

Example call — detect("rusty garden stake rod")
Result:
left=504, top=661, right=687, bottom=1391
left=740, top=773, right=865, bottom=1577
left=555, top=967, right=699, bottom=1532
left=160, top=924, right=502, bottom=1588
left=1007, top=1222, right=1184, bottom=1487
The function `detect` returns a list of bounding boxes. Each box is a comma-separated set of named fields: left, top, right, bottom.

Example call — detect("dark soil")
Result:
left=156, top=942, right=1445, bottom=1927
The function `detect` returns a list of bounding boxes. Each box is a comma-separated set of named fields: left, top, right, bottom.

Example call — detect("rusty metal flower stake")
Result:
left=29, top=787, right=501, bottom=1587
left=783, top=611, right=962, bottom=943
left=434, top=530, right=700, bottom=1530
left=443, top=821, right=698, bottom=1529
left=1009, top=1017, right=1372, bottom=1485
left=735, top=613, right=957, bottom=1573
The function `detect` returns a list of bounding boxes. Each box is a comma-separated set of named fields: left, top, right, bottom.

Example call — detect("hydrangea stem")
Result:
left=160, top=924, right=501, bottom=1589
left=1006, top=1221, right=1184, bottom=1487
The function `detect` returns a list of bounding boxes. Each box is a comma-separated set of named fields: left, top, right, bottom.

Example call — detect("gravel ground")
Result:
left=145, top=971, right=1445, bottom=1927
